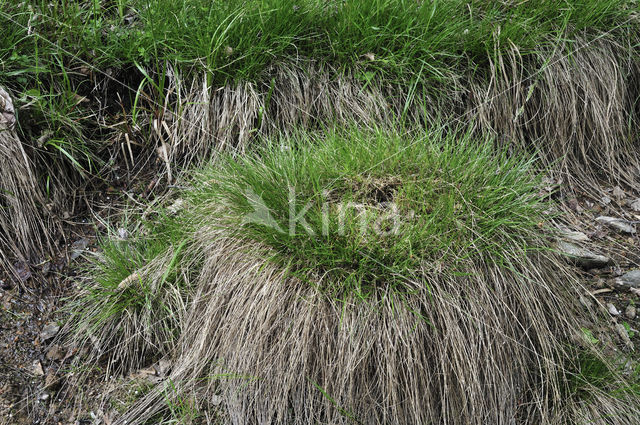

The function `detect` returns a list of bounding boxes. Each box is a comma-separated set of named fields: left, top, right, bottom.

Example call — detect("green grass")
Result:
left=565, top=348, right=640, bottom=406
left=66, top=216, right=191, bottom=371
left=81, top=235, right=172, bottom=331
left=2, top=0, right=637, bottom=89
left=183, top=128, right=547, bottom=295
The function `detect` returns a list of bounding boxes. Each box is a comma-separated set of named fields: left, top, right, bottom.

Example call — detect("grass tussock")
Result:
left=68, top=129, right=640, bottom=424
left=191, top=129, right=546, bottom=294
left=0, top=86, right=53, bottom=276
left=66, top=219, right=193, bottom=376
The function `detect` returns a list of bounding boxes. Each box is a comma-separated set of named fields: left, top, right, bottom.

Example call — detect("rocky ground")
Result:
left=1, top=184, right=639, bottom=425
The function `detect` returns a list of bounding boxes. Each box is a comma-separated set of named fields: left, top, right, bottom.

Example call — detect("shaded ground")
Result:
left=0, top=233, right=92, bottom=425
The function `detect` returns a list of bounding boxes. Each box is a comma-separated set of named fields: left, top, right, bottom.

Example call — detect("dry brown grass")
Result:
left=151, top=61, right=428, bottom=172
left=467, top=36, right=640, bottom=189
left=102, top=228, right=640, bottom=425
left=0, top=86, right=53, bottom=278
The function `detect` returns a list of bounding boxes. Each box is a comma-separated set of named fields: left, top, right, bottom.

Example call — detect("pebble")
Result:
left=625, top=305, right=636, bottom=320
left=614, top=323, right=634, bottom=350
left=117, top=228, right=128, bottom=240
left=607, top=303, right=620, bottom=316
left=211, top=394, right=223, bottom=406
left=612, top=186, right=626, bottom=200
left=32, top=361, right=44, bottom=376
left=167, top=198, right=185, bottom=215
left=39, top=322, right=60, bottom=341
left=596, top=216, right=636, bottom=234
left=14, top=262, right=32, bottom=282
left=69, top=238, right=89, bottom=260
left=630, top=198, right=640, bottom=212
left=615, top=270, right=640, bottom=288
left=556, top=241, right=610, bottom=269
left=558, top=228, right=589, bottom=242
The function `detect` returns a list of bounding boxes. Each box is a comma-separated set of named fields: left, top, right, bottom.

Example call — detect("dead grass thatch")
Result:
left=469, top=36, right=640, bottom=189
left=0, top=85, right=53, bottom=278
left=104, top=229, right=639, bottom=425
left=156, top=62, right=424, bottom=170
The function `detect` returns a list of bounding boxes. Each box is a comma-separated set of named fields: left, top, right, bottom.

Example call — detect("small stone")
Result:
left=596, top=216, right=636, bottom=234
left=612, top=186, right=626, bottom=200
left=629, top=198, right=640, bottom=212
left=616, top=270, right=640, bottom=288
left=33, top=361, right=44, bottom=376
left=39, top=393, right=49, bottom=401
left=211, top=394, right=223, bottom=406
left=39, top=322, right=60, bottom=341
left=167, top=199, right=184, bottom=215
left=607, top=303, right=620, bottom=316
left=625, top=305, right=636, bottom=320
left=70, top=238, right=89, bottom=260
left=601, top=195, right=612, bottom=206
left=614, top=323, right=634, bottom=350
left=117, top=228, right=128, bottom=240
left=13, top=262, right=31, bottom=282
left=557, top=241, right=610, bottom=269
left=558, top=228, right=589, bottom=242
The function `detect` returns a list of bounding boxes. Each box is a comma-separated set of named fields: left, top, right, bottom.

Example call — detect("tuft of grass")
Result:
left=66, top=216, right=192, bottom=374
left=191, top=128, right=546, bottom=296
